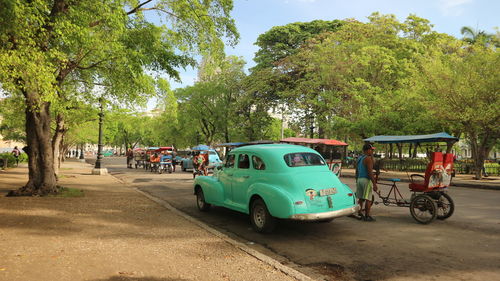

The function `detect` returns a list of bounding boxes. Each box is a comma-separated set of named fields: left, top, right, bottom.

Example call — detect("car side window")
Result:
left=238, top=154, right=250, bottom=169
left=252, top=156, right=266, bottom=170
left=225, top=154, right=235, bottom=168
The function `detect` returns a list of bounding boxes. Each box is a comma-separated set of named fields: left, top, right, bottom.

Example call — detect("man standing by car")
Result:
left=356, top=143, right=378, bottom=221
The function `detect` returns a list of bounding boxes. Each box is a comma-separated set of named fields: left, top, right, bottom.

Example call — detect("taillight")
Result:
left=348, top=193, right=353, bottom=197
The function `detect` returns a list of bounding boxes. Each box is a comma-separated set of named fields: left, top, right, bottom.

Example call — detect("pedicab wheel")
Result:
left=167, top=165, right=173, bottom=174
left=410, top=194, right=437, bottom=224
left=436, top=192, right=454, bottom=220
left=196, top=188, right=211, bottom=211
left=158, top=167, right=163, bottom=174
left=250, top=198, right=276, bottom=233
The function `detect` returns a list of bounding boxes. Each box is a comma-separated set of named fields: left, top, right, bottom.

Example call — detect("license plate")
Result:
left=319, top=188, right=337, bottom=196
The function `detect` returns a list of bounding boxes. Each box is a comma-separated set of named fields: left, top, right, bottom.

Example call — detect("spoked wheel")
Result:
left=167, top=165, right=173, bottom=174
left=250, top=198, right=276, bottom=233
left=436, top=192, right=454, bottom=220
left=196, top=188, right=211, bottom=212
left=158, top=166, right=163, bottom=174
left=410, top=194, right=437, bottom=224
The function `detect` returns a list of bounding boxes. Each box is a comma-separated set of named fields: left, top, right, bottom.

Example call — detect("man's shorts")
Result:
left=356, top=177, right=373, bottom=201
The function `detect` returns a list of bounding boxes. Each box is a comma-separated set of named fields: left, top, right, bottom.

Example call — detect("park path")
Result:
left=0, top=161, right=301, bottom=281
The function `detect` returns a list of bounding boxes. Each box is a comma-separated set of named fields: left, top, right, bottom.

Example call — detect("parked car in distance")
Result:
left=193, top=144, right=359, bottom=233
left=181, top=149, right=222, bottom=171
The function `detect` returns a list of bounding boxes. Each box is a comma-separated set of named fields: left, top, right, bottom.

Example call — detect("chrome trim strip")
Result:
left=289, top=205, right=360, bottom=221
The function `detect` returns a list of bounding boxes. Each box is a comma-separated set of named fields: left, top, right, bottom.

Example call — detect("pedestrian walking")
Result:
left=126, top=148, right=134, bottom=168
left=11, top=146, right=20, bottom=166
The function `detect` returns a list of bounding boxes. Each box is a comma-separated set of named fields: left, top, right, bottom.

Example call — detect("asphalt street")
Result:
left=96, top=157, right=500, bottom=281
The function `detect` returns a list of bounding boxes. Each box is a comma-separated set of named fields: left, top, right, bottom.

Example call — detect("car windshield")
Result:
left=283, top=153, right=326, bottom=167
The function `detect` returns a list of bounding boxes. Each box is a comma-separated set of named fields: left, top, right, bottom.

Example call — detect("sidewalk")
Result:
left=340, top=168, right=500, bottom=190
left=0, top=161, right=303, bottom=281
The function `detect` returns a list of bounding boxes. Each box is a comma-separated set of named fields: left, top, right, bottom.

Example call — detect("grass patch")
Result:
left=49, top=186, right=85, bottom=197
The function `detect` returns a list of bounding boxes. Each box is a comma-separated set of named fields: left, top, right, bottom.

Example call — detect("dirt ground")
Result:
left=0, top=163, right=300, bottom=281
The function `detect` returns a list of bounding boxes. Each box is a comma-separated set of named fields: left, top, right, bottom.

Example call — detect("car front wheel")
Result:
left=196, top=188, right=211, bottom=212
left=250, top=198, right=276, bottom=233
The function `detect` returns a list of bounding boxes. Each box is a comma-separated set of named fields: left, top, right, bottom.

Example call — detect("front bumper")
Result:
left=289, top=205, right=360, bottom=221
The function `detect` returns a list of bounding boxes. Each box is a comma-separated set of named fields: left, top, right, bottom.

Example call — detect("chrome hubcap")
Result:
left=253, top=206, right=265, bottom=228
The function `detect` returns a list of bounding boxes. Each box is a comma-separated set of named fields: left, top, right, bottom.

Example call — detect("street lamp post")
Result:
left=92, top=99, right=108, bottom=175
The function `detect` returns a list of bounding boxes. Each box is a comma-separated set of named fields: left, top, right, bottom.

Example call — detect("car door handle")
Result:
left=242, top=175, right=250, bottom=178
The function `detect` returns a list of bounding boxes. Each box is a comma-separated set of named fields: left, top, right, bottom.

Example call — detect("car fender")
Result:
left=194, top=176, right=224, bottom=206
left=247, top=183, right=294, bottom=219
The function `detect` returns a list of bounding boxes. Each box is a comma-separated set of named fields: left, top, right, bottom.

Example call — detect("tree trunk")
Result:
left=8, top=92, right=58, bottom=196
left=469, top=131, right=496, bottom=180
left=397, top=143, right=403, bottom=160
left=52, top=113, right=66, bottom=175
left=389, top=143, right=393, bottom=159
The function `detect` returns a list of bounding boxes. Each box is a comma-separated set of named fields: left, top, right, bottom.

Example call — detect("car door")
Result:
left=231, top=153, right=252, bottom=209
left=218, top=153, right=236, bottom=205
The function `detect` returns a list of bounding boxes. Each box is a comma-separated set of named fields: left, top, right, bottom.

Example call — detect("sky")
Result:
left=156, top=0, right=498, bottom=106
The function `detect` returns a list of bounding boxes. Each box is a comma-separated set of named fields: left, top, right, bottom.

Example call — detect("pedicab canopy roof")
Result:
left=146, top=147, right=160, bottom=151
left=214, top=142, right=246, bottom=147
left=192, top=144, right=211, bottom=151
left=363, top=132, right=459, bottom=144
left=154, top=147, right=173, bottom=152
left=280, top=137, right=348, bottom=146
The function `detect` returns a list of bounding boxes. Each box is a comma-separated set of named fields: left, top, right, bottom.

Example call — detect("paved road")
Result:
left=98, top=157, right=500, bottom=281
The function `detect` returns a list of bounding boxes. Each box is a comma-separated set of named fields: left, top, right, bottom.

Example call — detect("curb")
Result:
left=341, top=174, right=500, bottom=191
left=134, top=188, right=315, bottom=281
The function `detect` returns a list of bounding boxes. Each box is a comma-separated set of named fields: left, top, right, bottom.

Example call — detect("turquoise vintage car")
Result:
left=193, top=144, right=359, bottom=233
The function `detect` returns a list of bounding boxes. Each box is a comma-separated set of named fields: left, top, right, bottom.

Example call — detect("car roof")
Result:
left=229, top=144, right=322, bottom=171
left=231, top=144, right=318, bottom=157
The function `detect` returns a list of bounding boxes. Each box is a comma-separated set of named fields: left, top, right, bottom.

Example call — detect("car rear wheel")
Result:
left=196, top=188, right=211, bottom=212
left=250, top=198, right=276, bottom=233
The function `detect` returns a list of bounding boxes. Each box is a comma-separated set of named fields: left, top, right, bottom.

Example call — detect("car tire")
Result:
left=250, top=198, right=276, bottom=233
left=196, top=188, right=211, bottom=212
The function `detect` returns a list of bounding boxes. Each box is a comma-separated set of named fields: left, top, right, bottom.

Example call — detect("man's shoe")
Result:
left=364, top=216, right=376, bottom=222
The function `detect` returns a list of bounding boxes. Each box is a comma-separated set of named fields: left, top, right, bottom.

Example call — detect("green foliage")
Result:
left=0, top=152, right=27, bottom=168
left=252, top=20, right=344, bottom=71
left=0, top=97, right=26, bottom=142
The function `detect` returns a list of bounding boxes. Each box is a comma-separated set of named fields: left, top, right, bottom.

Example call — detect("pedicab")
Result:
left=144, top=147, right=159, bottom=171
left=280, top=137, right=348, bottom=177
left=363, top=132, right=459, bottom=224
left=133, top=148, right=146, bottom=169
left=156, top=147, right=174, bottom=174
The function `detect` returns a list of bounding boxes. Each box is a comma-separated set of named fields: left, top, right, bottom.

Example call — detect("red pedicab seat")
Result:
left=409, top=152, right=452, bottom=192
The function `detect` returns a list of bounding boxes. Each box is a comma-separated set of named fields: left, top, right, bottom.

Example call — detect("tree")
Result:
left=274, top=14, right=445, bottom=142
left=0, top=0, right=238, bottom=196
left=420, top=43, right=500, bottom=179
left=460, top=26, right=496, bottom=46
left=252, top=20, right=344, bottom=71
